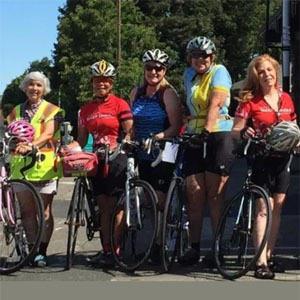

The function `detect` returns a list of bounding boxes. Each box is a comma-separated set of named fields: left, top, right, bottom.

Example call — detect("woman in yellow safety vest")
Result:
left=7, top=71, right=65, bottom=267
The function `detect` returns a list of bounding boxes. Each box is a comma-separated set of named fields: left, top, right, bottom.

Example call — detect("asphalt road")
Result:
left=0, top=157, right=299, bottom=282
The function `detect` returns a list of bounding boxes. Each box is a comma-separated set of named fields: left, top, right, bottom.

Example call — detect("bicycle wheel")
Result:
left=0, top=179, right=44, bottom=275
left=161, top=179, right=183, bottom=272
left=179, top=208, right=190, bottom=258
left=213, top=185, right=272, bottom=280
left=65, top=177, right=85, bottom=270
left=110, top=179, right=158, bottom=272
left=84, top=179, right=100, bottom=241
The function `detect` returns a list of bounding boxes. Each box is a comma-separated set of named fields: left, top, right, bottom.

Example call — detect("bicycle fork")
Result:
left=125, top=158, right=142, bottom=229
left=232, top=193, right=253, bottom=245
left=125, top=180, right=142, bottom=229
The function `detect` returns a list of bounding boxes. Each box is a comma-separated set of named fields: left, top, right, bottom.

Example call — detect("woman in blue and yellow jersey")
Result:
left=178, top=36, right=234, bottom=266
left=7, top=71, right=64, bottom=267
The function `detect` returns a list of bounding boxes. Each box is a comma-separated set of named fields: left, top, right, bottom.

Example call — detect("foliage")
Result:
left=2, top=0, right=283, bottom=123
left=53, top=0, right=162, bottom=126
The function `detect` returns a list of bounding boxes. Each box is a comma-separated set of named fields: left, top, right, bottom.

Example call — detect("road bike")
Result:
left=64, top=147, right=106, bottom=270
left=213, top=138, right=273, bottom=280
left=154, top=134, right=203, bottom=272
left=110, top=138, right=158, bottom=272
left=0, top=130, right=44, bottom=275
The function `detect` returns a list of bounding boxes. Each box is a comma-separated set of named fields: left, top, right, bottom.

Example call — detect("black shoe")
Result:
left=178, top=248, right=200, bottom=266
left=268, top=258, right=285, bottom=273
left=86, top=251, right=114, bottom=267
left=254, top=265, right=275, bottom=280
left=201, top=251, right=216, bottom=269
left=148, top=244, right=161, bottom=266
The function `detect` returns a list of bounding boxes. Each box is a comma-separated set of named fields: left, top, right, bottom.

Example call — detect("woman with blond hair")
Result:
left=232, top=54, right=298, bottom=279
left=130, top=49, right=182, bottom=265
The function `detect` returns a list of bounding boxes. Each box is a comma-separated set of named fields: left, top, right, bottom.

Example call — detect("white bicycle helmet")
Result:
left=90, top=60, right=116, bottom=78
left=142, top=49, right=170, bottom=67
left=186, top=36, right=216, bottom=54
left=266, top=121, right=300, bottom=152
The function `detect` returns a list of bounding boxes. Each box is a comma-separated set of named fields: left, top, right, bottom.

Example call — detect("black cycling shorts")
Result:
left=251, top=154, right=292, bottom=194
left=90, top=153, right=127, bottom=197
left=138, top=160, right=174, bottom=193
left=183, top=131, right=234, bottom=177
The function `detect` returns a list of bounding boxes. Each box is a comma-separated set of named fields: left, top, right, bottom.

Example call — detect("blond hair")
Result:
left=238, top=54, right=280, bottom=103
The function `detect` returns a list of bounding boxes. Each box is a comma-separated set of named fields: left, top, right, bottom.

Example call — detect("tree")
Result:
left=53, top=0, right=162, bottom=127
left=136, top=0, right=281, bottom=82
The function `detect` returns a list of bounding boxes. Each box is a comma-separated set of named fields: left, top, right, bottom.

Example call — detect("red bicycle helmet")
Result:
left=7, top=120, right=35, bottom=142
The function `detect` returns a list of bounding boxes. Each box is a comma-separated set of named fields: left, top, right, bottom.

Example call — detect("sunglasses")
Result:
left=144, top=65, right=165, bottom=72
left=191, top=52, right=211, bottom=60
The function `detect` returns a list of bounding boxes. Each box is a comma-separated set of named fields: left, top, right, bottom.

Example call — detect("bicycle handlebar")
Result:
left=108, top=139, right=144, bottom=162
left=148, top=133, right=207, bottom=167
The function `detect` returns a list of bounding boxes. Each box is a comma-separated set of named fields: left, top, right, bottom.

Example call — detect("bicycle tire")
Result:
left=0, top=179, right=44, bottom=275
left=84, top=178, right=100, bottom=241
left=179, top=216, right=190, bottom=258
left=65, top=178, right=85, bottom=270
left=213, top=184, right=272, bottom=280
left=110, top=179, right=158, bottom=272
left=161, top=179, right=183, bottom=272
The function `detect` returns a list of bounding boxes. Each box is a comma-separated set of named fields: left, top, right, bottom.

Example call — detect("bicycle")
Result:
left=60, top=121, right=101, bottom=270
left=0, top=131, right=45, bottom=275
left=213, top=138, right=273, bottom=280
left=153, top=134, right=200, bottom=272
left=109, top=137, right=158, bottom=272
left=64, top=147, right=106, bottom=270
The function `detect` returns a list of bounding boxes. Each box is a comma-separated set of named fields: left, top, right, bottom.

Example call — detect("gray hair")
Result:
left=19, top=71, right=51, bottom=95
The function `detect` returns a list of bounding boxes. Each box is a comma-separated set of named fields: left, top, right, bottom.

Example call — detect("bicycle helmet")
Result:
left=186, top=36, right=216, bottom=55
left=90, top=60, right=116, bottom=78
left=7, top=120, right=35, bottom=142
left=142, top=49, right=170, bottom=67
left=266, top=121, right=300, bottom=152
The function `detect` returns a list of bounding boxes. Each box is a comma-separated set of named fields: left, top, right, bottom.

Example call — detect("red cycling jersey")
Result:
left=235, top=91, right=297, bottom=136
left=79, top=94, right=132, bottom=148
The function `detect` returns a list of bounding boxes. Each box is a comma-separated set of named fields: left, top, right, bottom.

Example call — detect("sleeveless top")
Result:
left=131, top=86, right=169, bottom=160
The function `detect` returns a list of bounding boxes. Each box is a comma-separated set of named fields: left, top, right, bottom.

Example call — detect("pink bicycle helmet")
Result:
left=7, top=120, right=35, bottom=142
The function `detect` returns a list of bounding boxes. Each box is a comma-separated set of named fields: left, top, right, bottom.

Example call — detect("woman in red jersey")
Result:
left=69, top=60, right=133, bottom=267
left=232, top=54, right=299, bottom=279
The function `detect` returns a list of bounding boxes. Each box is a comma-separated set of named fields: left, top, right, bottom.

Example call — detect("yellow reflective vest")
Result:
left=7, top=100, right=65, bottom=181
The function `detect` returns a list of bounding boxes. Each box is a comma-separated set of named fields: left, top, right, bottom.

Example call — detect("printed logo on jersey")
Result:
left=86, top=113, right=114, bottom=121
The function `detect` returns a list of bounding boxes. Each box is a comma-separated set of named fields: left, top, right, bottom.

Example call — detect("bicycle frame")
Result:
left=0, top=133, right=40, bottom=226
left=0, top=136, right=16, bottom=226
left=109, top=138, right=151, bottom=230
left=0, top=165, right=15, bottom=225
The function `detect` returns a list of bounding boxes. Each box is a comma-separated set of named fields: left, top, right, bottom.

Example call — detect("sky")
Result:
left=0, top=0, right=66, bottom=95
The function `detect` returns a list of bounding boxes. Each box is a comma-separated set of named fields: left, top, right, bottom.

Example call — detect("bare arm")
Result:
left=129, top=87, right=138, bottom=105
left=121, top=119, right=134, bottom=141
left=204, top=90, right=227, bottom=132
left=231, top=117, right=255, bottom=140
left=77, top=125, right=89, bottom=148
left=156, top=88, right=182, bottom=139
